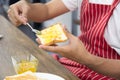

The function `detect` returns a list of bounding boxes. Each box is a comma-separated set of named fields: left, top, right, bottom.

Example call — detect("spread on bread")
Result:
left=4, top=71, right=47, bottom=80
left=36, top=23, right=68, bottom=45
left=16, top=60, right=38, bottom=74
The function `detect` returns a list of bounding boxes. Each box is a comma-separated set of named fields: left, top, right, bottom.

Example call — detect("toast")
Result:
left=4, top=71, right=38, bottom=80
left=36, top=23, right=68, bottom=45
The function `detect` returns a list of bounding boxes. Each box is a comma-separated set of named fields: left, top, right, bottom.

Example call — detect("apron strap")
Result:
left=111, top=0, right=120, bottom=9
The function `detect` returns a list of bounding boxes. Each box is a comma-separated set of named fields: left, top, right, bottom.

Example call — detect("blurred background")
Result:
left=0, top=0, right=80, bottom=43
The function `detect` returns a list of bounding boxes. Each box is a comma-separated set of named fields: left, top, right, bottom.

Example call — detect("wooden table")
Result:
left=0, top=15, right=80, bottom=80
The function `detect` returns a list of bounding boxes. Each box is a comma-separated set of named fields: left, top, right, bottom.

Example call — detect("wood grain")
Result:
left=0, top=16, right=80, bottom=80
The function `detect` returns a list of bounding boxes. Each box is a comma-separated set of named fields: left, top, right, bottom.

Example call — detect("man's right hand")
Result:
left=7, top=0, right=31, bottom=26
left=7, top=0, right=70, bottom=26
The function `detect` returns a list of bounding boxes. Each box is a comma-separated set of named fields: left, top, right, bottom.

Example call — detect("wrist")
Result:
left=81, top=52, right=94, bottom=65
left=74, top=50, right=93, bottom=65
left=82, top=53, right=105, bottom=68
left=83, top=53, right=95, bottom=65
left=75, top=49, right=96, bottom=66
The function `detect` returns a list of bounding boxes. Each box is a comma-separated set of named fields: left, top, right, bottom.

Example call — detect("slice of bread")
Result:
left=4, top=71, right=38, bottom=80
left=36, top=23, right=68, bottom=46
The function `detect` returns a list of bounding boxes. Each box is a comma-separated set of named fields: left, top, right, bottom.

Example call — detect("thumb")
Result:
left=63, top=26, right=75, bottom=42
left=22, top=14, right=28, bottom=24
left=19, top=14, right=27, bottom=25
left=20, top=8, right=28, bottom=24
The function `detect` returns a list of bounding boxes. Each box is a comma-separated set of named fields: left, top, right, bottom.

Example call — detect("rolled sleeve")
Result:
left=61, top=0, right=79, bottom=11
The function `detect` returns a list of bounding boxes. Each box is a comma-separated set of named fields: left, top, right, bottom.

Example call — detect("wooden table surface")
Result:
left=0, top=15, right=80, bottom=80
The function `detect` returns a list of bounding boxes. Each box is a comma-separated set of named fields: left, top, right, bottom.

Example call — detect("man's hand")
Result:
left=36, top=26, right=90, bottom=63
left=7, top=0, right=31, bottom=26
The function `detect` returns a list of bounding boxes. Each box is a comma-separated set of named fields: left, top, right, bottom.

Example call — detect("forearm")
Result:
left=78, top=53, right=120, bottom=79
left=28, top=3, right=48, bottom=22
left=28, top=0, right=69, bottom=22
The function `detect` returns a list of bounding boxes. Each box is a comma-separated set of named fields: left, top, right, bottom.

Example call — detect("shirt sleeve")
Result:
left=61, top=0, right=82, bottom=11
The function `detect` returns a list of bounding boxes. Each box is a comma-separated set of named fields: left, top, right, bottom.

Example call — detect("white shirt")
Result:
left=62, top=0, right=120, bottom=55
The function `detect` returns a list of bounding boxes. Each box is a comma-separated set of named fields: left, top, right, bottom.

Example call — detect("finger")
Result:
left=7, top=8, right=11, bottom=14
left=19, top=5, right=29, bottom=24
left=22, top=8, right=28, bottom=20
left=9, top=4, right=28, bottom=25
left=8, top=8, right=19, bottom=25
left=19, top=15, right=28, bottom=25
left=13, top=7, right=27, bottom=25
left=36, top=38, right=41, bottom=44
left=39, top=45, right=62, bottom=53
left=36, top=37, right=58, bottom=46
left=8, top=6, right=22, bottom=26
left=62, top=25, right=76, bottom=41
left=8, top=13, right=20, bottom=26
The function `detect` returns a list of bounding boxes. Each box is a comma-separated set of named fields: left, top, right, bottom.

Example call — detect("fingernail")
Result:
left=39, top=45, right=42, bottom=48
left=19, top=15, right=27, bottom=25
left=36, top=38, right=39, bottom=41
left=23, top=17, right=27, bottom=21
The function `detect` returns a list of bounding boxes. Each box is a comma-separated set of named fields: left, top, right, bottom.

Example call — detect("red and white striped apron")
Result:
left=53, top=0, right=120, bottom=80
